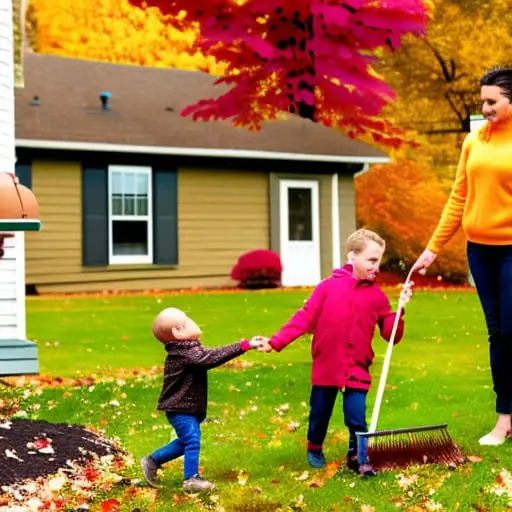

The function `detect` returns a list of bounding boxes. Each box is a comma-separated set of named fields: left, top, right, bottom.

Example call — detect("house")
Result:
left=14, top=51, right=388, bottom=294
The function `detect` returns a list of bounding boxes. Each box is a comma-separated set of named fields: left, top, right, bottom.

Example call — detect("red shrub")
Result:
left=231, top=249, right=282, bottom=289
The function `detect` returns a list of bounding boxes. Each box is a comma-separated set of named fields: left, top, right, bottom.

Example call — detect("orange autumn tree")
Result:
left=26, top=0, right=225, bottom=73
left=355, top=159, right=467, bottom=281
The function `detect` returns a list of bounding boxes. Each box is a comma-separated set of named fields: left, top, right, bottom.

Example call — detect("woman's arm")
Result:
left=427, top=132, right=473, bottom=254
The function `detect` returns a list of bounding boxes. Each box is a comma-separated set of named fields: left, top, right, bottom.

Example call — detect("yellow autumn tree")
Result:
left=379, top=0, right=512, bottom=169
left=354, top=0, right=512, bottom=280
left=26, top=0, right=225, bottom=73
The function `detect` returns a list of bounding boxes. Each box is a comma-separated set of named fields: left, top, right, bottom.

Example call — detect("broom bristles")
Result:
left=357, top=425, right=466, bottom=471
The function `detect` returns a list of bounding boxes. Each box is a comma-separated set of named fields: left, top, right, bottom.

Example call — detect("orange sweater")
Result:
left=428, top=117, right=512, bottom=253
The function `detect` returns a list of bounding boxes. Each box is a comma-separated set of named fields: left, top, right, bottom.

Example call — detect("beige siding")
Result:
left=25, top=161, right=82, bottom=282
left=25, top=162, right=270, bottom=293
left=338, top=174, right=356, bottom=260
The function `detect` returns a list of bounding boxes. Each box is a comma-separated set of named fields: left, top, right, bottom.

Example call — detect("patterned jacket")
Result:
left=157, top=339, right=250, bottom=416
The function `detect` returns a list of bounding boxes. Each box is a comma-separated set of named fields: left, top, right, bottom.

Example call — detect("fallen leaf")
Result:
left=237, top=471, right=249, bottom=485
left=48, top=475, right=66, bottom=491
left=100, top=499, right=120, bottom=512
left=295, top=471, right=309, bottom=481
left=27, top=437, right=54, bottom=454
left=5, top=449, right=23, bottom=461
left=325, top=461, right=341, bottom=480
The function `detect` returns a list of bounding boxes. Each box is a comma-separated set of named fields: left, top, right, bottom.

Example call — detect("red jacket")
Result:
left=269, top=265, right=405, bottom=390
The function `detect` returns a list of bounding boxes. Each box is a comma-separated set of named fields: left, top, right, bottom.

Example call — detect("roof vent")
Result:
left=99, top=91, right=112, bottom=111
left=29, top=95, right=40, bottom=106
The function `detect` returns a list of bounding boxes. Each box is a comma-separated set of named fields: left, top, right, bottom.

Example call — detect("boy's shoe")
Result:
left=346, top=455, right=360, bottom=474
left=307, top=451, right=326, bottom=468
left=140, top=456, right=160, bottom=488
left=183, top=476, right=216, bottom=492
left=358, top=463, right=377, bottom=477
left=346, top=455, right=377, bottom=477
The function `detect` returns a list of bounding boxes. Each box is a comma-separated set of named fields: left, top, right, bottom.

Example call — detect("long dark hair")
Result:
left=480, top=68, right=512, bottom=101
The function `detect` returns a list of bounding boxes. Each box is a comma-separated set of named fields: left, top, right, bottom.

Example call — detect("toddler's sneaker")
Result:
left=183, top=475, right=216, bottom=492
left=140, top=456, right=160, bottom=488
left=307, top=450, right=326, bottom=468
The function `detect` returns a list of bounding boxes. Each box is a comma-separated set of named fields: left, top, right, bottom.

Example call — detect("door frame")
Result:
left=278, top=179, right=321, bottom=286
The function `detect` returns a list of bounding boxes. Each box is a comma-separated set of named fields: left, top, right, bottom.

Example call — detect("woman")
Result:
left=413, top=67, right=512, bottom=446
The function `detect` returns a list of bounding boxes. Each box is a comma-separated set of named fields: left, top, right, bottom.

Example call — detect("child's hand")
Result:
left=249, top=335, right=269, bottom=350
left=248, top=335, right=273, bottom=352
left=399, top=280, right=414, bottom=307
left=257, top=338, right=273, bottom=353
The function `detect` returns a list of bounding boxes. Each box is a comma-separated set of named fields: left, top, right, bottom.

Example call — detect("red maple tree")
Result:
left=130, top=0, right=428, bottom=147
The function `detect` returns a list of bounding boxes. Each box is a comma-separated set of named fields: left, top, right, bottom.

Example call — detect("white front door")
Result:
left=279, top=180, right=321, bottom=287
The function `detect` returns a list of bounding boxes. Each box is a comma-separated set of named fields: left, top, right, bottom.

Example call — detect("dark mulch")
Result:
left=0, top=419, right=122, bottom=486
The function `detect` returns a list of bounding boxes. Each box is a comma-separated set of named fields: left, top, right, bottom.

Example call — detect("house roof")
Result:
left=15, top=52, right=388, bottom=163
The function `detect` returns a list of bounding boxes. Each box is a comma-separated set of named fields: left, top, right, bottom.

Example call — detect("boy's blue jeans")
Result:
left=150, top=412, right=204, bottom=480
left=307, top=385, right=368, bottom=462
left=467, top=242, right=512, bottom=414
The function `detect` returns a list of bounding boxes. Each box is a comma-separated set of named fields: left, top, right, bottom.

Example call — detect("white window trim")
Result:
left=107, top=165, right=153, bottom=265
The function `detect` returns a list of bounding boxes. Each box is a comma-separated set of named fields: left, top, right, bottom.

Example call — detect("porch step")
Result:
left=0, top=339, right=39, bottom=376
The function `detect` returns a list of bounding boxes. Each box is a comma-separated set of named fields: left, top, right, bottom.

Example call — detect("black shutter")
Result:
left=82, top=166, right=108, bottom=267
left=15, top=163, right=32, bottom=189
left=153, top=169, right=178, bottom=265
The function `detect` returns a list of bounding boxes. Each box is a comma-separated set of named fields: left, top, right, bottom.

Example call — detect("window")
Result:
left=108, top=166, right=153, bottom=264
left=287, top=187, right=313, bottom=241
left=82, top=165, right=177, bottom=267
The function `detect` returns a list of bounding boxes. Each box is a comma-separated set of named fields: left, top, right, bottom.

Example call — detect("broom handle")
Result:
left=369, top=269, right=414, bottom=433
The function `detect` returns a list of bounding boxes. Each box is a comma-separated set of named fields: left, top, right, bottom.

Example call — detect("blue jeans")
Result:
left=307, top=386, right=367, bottom=459
left=150, top=413, right=204, bottom=480
left=467, top=242, right=512, bottom=414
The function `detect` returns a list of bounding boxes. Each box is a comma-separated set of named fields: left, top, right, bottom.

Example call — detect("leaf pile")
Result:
left=0, top=419, right=130, bottom=511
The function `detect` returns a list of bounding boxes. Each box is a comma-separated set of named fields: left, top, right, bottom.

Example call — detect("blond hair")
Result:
left=346, top=229, right=385, bottom=254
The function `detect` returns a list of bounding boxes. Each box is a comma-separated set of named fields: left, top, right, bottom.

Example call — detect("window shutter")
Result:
left=82, top=166, right=108, bottom=267
left=15, top=163, right=32, bottom=189
left=153, top=170, right=178, bottom=265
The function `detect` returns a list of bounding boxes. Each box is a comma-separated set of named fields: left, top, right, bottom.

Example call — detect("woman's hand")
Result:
left=412, top=249, right=437, bottom=275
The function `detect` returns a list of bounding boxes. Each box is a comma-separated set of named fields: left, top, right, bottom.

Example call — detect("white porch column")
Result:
left=0, top=0, right=26, bottom=340
left=331, top=172, right=341, bottom=269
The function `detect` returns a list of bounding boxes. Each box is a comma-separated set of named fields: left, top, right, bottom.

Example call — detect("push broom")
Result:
left=356, top=270, right=466, bottom=471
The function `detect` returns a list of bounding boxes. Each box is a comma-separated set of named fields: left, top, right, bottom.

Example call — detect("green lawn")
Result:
left=12, top=289, right=512, bottom=510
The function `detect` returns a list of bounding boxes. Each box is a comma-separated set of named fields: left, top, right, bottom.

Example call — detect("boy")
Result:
left=259, top=229, right=413, bottom=475
left=140, top=307, right=262, bottom=491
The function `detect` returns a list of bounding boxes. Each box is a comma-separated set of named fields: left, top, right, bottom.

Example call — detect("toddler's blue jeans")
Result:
left=150, top=412, right=204, bottom=480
